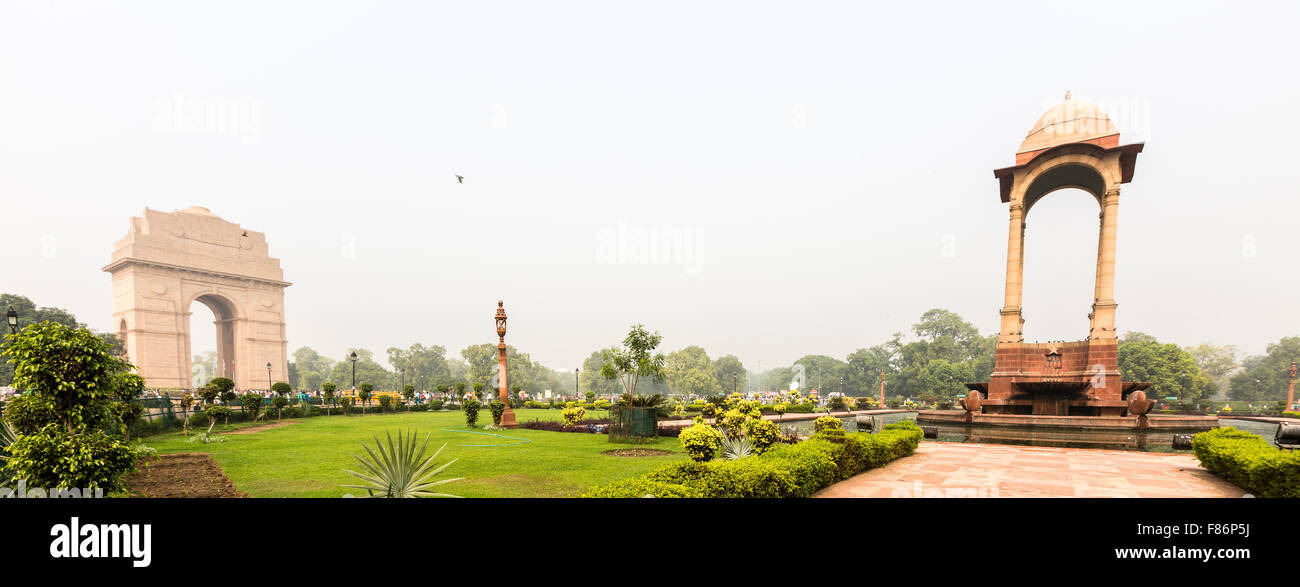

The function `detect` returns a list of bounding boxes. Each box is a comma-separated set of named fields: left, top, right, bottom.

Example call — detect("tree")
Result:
left=1185, top=343, right=1240, bottom=398
left=272, top=395, right=289, bottom=420
left=599, top=324, right=667, bottom=398
left=0, top=293, right=124, bottom=385
left=179, top=392, right=195, bottom=435
left=109, top=372, right=146, bottom=441
left=388, top=343, right=451, bottom=392
left=664, top=346, right=717, bottom=397
left=358, top=382, right=374, bottom=414
left=580, top=349, right=623, bottom=397
left=327, top=349, right=393, bottom=390
left=240, top=392, right=264, bottom=422
left=402, top=384, right=415, bottom=410
left=1228, top=337, right=1300, bottom=401
left=712, top=355, right=746, bottom=395
left=0, top=321, right=139, bottom=491
left=5, top=321, right=127, bottom=434
left=208, top=377, right=235, bottom=397
left=321, top=381, right=337, bottom=416
left=1118, top=338, right=1215, bottom=401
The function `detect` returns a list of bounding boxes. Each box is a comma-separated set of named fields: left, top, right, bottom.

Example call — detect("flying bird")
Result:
left=455, top=175, right=464, bottom=184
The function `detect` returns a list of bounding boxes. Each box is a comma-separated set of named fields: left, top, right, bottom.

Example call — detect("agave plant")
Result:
left=615, top=392, right=672, bottom=418
left=720, top=433, right=755, bottom=460
left=343, top=429, right=463, bottom=498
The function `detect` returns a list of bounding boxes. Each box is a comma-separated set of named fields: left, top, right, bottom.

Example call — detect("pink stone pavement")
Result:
left=815, top=441, right=1246, bottom=498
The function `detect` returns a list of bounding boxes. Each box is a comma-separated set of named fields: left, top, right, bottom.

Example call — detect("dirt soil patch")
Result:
left=602, top=448, right=672, bottom=457
left=225, top=420, right=298, bottom=434
left=124, top=453, right=246, bottom=498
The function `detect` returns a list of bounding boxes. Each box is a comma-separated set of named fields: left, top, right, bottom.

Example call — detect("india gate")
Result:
left=965, top=93, right=1152, bottom=418
left=103, top=207, right=290, bottom=391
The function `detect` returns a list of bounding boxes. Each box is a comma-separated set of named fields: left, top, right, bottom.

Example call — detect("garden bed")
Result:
left=123, top=453, right=246, bottom=498
left=603, top=448, right=672, bottom=457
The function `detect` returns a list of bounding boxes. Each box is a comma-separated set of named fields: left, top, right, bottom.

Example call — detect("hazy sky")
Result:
left=2, top=1, right=1297, bottom=372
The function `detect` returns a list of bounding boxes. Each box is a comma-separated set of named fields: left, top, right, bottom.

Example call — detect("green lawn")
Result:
left=139, top=409, right=684, bottom=497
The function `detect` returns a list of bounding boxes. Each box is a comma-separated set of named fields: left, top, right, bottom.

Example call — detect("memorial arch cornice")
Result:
left=102, top=257, right=292, bottom=288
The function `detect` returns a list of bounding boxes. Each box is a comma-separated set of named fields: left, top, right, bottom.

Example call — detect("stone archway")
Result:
left=977, top=93, right=1146, bottom=417
left=103, top=207, right=291, bottom=391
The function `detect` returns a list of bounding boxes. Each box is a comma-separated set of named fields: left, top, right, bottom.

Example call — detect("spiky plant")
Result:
left=720, top=434, right=755, bottom=460
left=343, top=430, right=463, bottom=498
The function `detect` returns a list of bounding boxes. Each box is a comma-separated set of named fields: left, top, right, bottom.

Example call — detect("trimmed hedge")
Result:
left=1192, top=426, right=1300, bottom=498
left=581, top=420, right=923, bottom=498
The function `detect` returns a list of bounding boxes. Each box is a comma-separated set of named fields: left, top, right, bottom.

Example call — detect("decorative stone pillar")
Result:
left=998, top=202, right=1026, bottom=344
left=1090, top=188, right=1120, bottom=341
left=495, top=301, right=518, bottom=428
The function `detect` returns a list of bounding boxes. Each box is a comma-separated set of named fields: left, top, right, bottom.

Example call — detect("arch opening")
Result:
left=1020, top=187, right=1101, bottom=343
left=1023, top=163, right=1106, bottom=215
left=189, top=294, right=238, bottom=389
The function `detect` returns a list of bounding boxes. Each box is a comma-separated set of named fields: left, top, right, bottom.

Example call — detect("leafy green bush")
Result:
left=427, top=399, right=444, bottom=411
left=240, top=393, right=264, bottom=422
left=2, top=424, right=138, bottom=491
left=377, top=395, right=394, bottom=413
left=463, top=399, right=480, bottom=427
left=678, top=423, right=723, bottom=462
left=1192, top=426, right=1300, bottom=498
left=489, top=401, right=506, bottom=426
left=1, top=392, right=63, bottom=435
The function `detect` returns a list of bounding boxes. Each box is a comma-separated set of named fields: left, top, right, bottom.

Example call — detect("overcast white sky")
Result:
left=2, top=1, right=1297, bottom=371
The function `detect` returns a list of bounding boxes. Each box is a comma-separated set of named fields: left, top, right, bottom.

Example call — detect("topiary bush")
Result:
left=489, top=401, right=505, bottom=426
left=745, top=418, right=780, bottom=453
left=463, top=399, right=480, bottom=427
left=1191, top=426, right=1300, bottom=498
left=814, top=416, right=844, bottom=434
left=678, top=423, right=723, bottom=462
left=561, top=406, right=586, bottom=427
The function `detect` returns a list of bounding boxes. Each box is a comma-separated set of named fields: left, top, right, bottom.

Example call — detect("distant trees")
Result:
left=1228, top=337, right=1300, bottom=402
left=1117, top=337, right=1215, bottom=401
left=0, top=293, right=127, bottom=386
left=664, top=346, right=717, bottom=397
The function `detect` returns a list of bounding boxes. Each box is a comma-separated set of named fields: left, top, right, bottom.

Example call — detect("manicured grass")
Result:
left=140, top=409, right=683, bottom=498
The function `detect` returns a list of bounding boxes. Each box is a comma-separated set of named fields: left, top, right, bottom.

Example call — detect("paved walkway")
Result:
left=815, top=442, right=1245, bottom=498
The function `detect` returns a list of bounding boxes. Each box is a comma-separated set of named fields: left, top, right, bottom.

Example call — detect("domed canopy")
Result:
left=1017, top=92, right=1119, bottom=157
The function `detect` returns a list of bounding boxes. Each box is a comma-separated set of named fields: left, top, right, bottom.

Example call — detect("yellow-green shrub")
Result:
left=679, top=423, right=723, bottom=462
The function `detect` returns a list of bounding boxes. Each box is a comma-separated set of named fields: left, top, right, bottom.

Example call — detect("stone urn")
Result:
left=1127, top=390, right=1154, bottom=416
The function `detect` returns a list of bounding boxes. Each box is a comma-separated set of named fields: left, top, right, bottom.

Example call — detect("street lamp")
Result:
left=350, top=352, right=359, bottom=391
left=5, top=306, right=17, bottom=335
left=575, top=367, right=580, bottom=400
left=266, top=362, right=272, bottom=391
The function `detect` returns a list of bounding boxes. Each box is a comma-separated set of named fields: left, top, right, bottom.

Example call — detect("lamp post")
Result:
left=575, top=367, right=580, bottom=401
left=5, top=306, right=17, bottom=335
left=495, top=301, right=517, bottom=428
left=350, top=351, right=358, bottom=391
